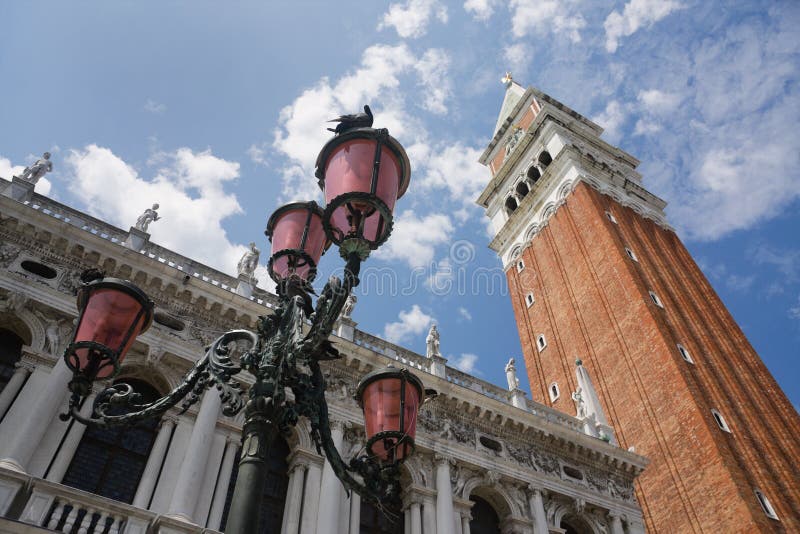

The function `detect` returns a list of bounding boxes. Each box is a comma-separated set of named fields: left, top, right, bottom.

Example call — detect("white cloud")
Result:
left=378, top=0, right=448, bottom=39
left=0, top=156, right=52, bottom=196
left=457, top=306, right=472, bottom=321
left=0, top=157, right=25, bottom=181
left=464, top=0, right=499, bottom=21
left=450, top=352, right=479, bottom=373
left=383, top=304, right=433, bottom=343
left=509, top=0, right=586, bottom=43
left=246, top=143, right=268, bottom=166
left=143, top=99, right=166, bottom=114
left=604, top=0, right=685, bottom=53
left=414, top=49, right=452, bottom=114
left=638, top=89, right=682, bottom=114
left=503, top=43, right=531, bottom=76
left=375, top=210, right=454, bottom=268
left=592, top=100, right=627, bottom=142
left=633, top=119, right=661, bottom=136
left=64, top=145, right=272, bottom=287
left=272, top=43, right=443, bottom=204
left=414, top=142, right=487, bottom=207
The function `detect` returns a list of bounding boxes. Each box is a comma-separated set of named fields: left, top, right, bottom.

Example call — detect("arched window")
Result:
left=359, top=498, right=404, bottom=534
left=220, top=436, right=290, bottom=533
left=549, top=382, right=560, bottom=402
left=515, top=181, right=529, bottom=198
left=0, top=328, right=24, bottom=394
left=538, top=151, right=553, bottom=168
left=561, top=516, right=593, bottom=534
left=527, top=165, right=541, bottom=184
left=505, top=196, right=518, bottom=214
left=469, top=495, right=500, bottom=534
left=61, top=379, right=162, bottom=504
left=536, top=334, right=547, bottom=352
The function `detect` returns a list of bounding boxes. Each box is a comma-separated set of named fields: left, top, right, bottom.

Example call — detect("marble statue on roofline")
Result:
left=16, top=152, right=53, bottom=185
left=505, top=357, right=520, bottom=391
left=425, top=324, right=440, bottom=358
left=340, top=293, right=357, bottom=320
left=134, top=203, right=161, bottom=232
left=237, top=242, right=260, bottom=280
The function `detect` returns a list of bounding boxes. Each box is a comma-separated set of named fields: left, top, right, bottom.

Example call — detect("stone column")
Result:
left=0, top=359, right=72, bottom=472
left=528, top=486, right=548, bottom=534
left=207, top=436, right=239, bottom=530
left=404, top=509, right=411, bottom=534
left=282, top=461, right=307, bottom=534
left=45, top=392, right=98, bottom=483
left=0, top=363, right=31, bottom=419
left=131, top=416, right=176, bottom=508
left=422, top=495, right=436, bottom=534
left=461, top=512, right=471, bottom=534
left=339, top=488, right=351, bottom=534
left=608, top=511, right=624, bottom=534
left=454, top=510, right=463, bottom=534
left=193, top=431, right=227, bottom=525
left=409, top=502, right=422, bottom=534
left=316, top=420, right=344, bottom=534
left=435, top=455, right=456, bottom=534
left=299, top=457, right=323, bottom=534
left=166, top=390, right=222, bottom=522
left=348, top=492, right=360, bottom=534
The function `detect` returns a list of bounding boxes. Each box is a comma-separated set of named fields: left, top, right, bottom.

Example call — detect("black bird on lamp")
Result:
left=327, top=104, right=373, bottom=134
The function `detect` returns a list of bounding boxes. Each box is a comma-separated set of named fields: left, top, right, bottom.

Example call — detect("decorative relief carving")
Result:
left=418, top=408, right=476, bottom=446
left=0, top=243, right=21, bottom=268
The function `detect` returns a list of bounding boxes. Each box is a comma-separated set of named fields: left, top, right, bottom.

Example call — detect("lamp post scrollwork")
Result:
left=57, top=113, right=432, bottom=534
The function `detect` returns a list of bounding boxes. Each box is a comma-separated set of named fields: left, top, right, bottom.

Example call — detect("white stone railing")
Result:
left=352, top=330, right=428, bottom=372
left=0, top=468, right=219, bottom=534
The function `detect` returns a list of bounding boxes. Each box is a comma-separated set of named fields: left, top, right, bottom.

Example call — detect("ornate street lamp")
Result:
left=59, top=111, right=430, bottom=534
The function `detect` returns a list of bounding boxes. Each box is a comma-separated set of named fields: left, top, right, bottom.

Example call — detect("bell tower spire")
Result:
left=478, top=79, right=800, bottom=532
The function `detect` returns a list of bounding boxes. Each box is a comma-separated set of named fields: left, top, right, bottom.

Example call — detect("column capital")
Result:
left=434, top=453, right=455, bottom=466
left=160, top=413, right=179, bottom=426
left=527, top=484, right=548, bottom=498
left=14, top=360, right=36, bottom=373
left=607, top=509, right=623, bottom=519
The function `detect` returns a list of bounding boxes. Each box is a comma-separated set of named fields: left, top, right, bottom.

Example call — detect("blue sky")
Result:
left=1, top=1, right=798, bottom=409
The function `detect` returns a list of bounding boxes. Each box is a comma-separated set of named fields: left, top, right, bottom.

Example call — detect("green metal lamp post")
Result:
left=59, top=117, right=430, bottom=534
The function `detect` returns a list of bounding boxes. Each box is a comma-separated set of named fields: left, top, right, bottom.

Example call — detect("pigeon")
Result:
left=327, top=105, right=373, bottom=134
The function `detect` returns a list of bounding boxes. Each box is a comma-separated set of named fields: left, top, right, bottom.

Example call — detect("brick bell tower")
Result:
left=477, top=75, right=800, bottom=533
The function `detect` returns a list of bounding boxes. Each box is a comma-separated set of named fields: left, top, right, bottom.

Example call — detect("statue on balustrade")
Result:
left=237, top=242, right=260, bottom=281
left=426, top=324, right=440, bottom=358
left=16, top=152, right=53, bottom=185
left=134, top=203, right=161, bottom=232
left=505, top=357, right=520, bottom=390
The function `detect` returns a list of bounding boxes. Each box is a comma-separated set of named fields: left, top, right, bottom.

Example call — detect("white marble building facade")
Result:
left=0, top=181, right=647, bottom=534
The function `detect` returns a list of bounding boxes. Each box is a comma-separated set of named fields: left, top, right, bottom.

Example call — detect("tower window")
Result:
left=505, top=196, right=518, bottom=214
left=754, top=489, right=779, bottom=520
left=649, top=291, right=664, bottom=308
left=625, top=247, right=638, bottom=262
left=606, top=211, right=618, bottom=224
left=677, top=344, right=694, bottom=364
left=516, top=181, right=529, bottom=198
left=711, top=409, right=731, bottom=433
left=526, top=293, right=535, bottom=307
left=527, top=165, right=541, bottom=184
left=536, top=334, right=547, bottom=352
left=538, top=151, right=553, bottom=168
left=517, top=260, right=525, bottom=273
left=549, top=382, right=560, bottom=402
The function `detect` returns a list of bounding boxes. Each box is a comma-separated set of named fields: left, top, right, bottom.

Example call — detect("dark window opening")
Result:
left=21, top=260, right=57, bottom=279
left=538, top=151, right=553, bottom=168
left=469, top=495, right=500, bottom=534
left=360, top=497, right=403, bottom=534
left=526, top=166, right=541, bottom=183
left=61, top=379, right=161, bottom=504
left=479, top=436, right=502, bottom=452
left=505, top=196, right=518, bottom=214
left=153, top=311, right=186, bottom=331
left=515, top=182, right=529, bottom=198
left=0, top=329, right=24, bottom=395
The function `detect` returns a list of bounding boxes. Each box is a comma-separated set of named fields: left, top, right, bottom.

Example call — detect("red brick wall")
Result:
left=506, top=182, right=800, bottom=532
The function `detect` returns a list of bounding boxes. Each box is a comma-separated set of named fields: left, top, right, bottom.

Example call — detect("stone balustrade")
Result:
left=0, top=468, right=219, bottom=534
